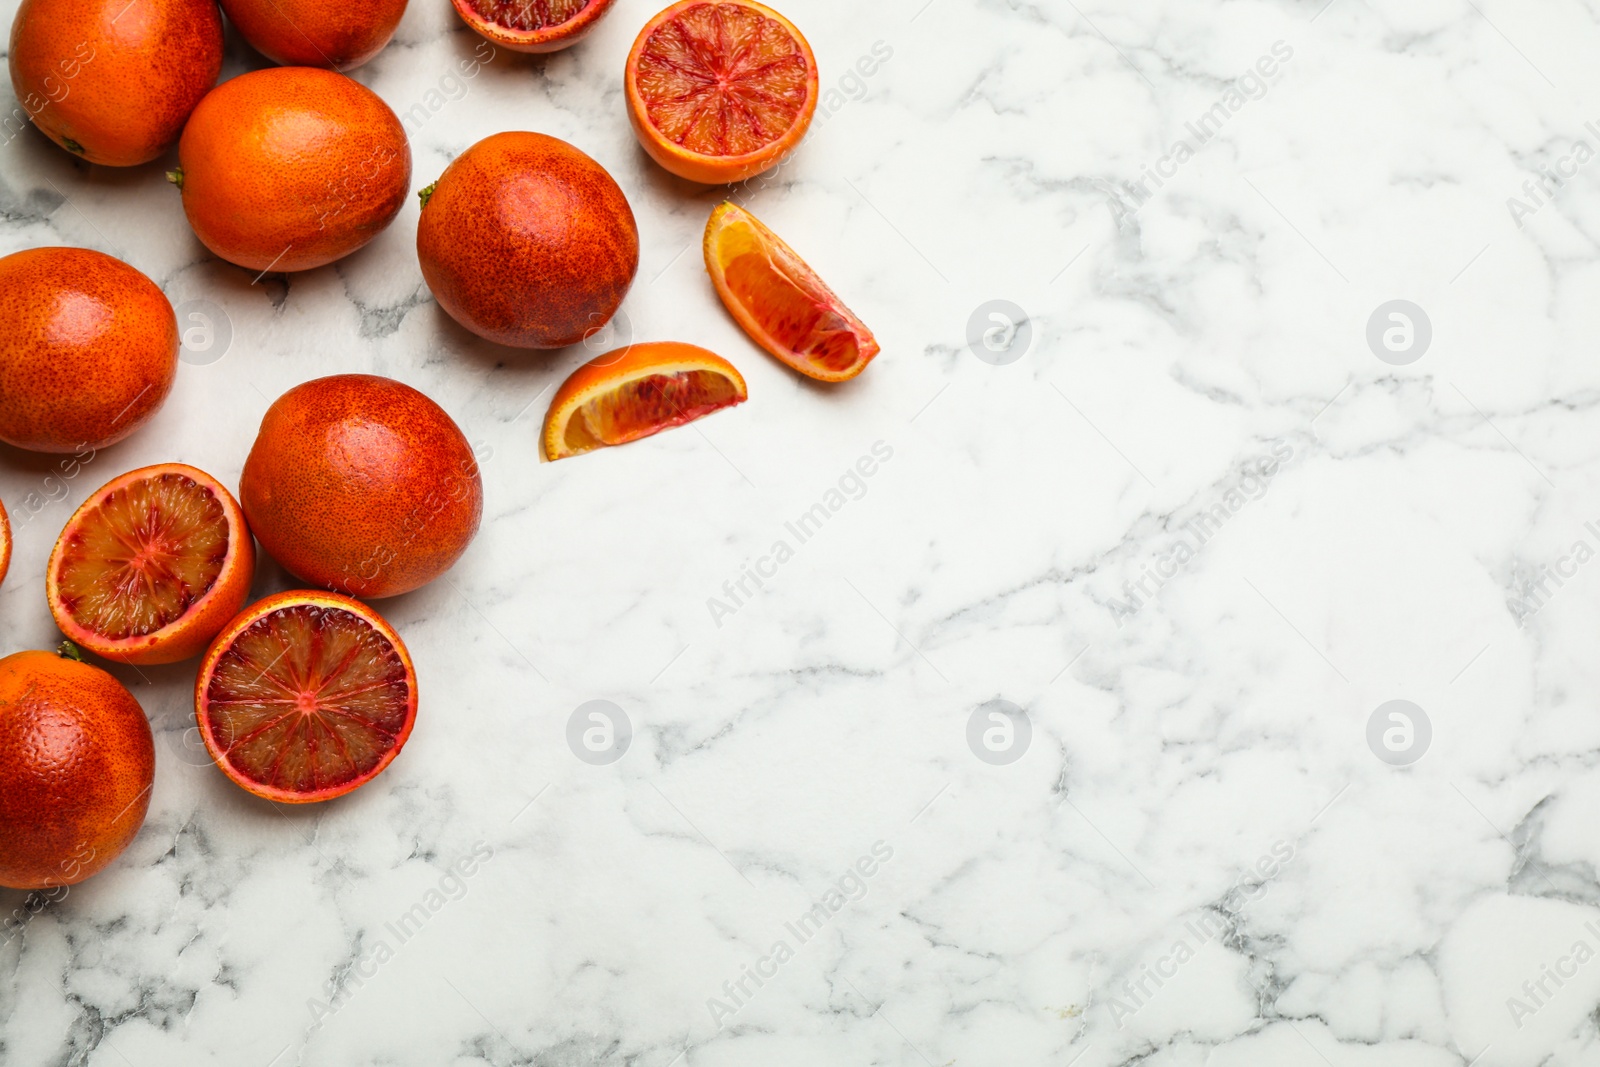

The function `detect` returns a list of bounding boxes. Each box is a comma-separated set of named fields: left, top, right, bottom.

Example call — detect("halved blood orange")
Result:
left=542, top=342, right=748, bottom=461
left=450, top=0, right=619, bottom=53
left=704, top=202, right=880, bottom=382
left=625, top=0, right=819, bottom=185
left=195, top=590, right=417, bottom=804
left=47, top=464, right=255, bottom=665
left=0, top=499, right=10, bottom=589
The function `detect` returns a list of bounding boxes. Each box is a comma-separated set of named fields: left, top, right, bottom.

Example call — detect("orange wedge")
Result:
left=704, top=202, right=879, bottom=382
left=0, top=499, right=9, bottom=589
left=542, top=342, right=748, bottom=461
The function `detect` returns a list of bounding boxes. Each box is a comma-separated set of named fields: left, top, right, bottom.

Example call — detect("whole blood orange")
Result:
left=48, top=464, right=255, bottom=666
left=195, top=591, right=417, bottom=803
left=172, top=68, right=411, bottom=273
left=0, top=646, right=154, bottom=890
left=240, top=375, right=483, bottom=599
left=625, top=0, right=818, bottom=185
left=704, top=202, right=878, bottom=382
left=9, top=0, right=222, bottom=166
left=451, top=0, right=617, bottom=53
left=0, top=247, right=177, bottom=454
left=219, top=0, right=408, bottom=70
left=417, top=131, right=638, bottom=349
left=542, top=342, right=747, bottom=461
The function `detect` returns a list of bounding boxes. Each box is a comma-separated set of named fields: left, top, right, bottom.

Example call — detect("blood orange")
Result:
left=625, top=0, right=818, bottom=185
left=0, top=499, right=10, bottom=590
left=0, top=247, right=178, bottom=454
left=219, top=0, right=409, bottom=70
left=542, top=342, right=747, bottom=460
left=450, top=0, right=618, bottom=52
left=47, top=464, right=255, bottom=666
left=0, top=646, right=154, bottom=890
left=195, top=591, right=418, bottom=804
left=704, top=202, right=879, bottom=382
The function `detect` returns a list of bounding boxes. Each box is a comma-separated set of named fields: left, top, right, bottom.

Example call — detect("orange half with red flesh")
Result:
left=626, top=0, right=818, bottom=184
left=451, top=0, right=619, bottom=52
left=47, top=464, right=255, bottom=665
left=195, top=590, right=417, bottom=804
left=542, top=342, right=748, bottom=461
left=704, top=202, right=879, bottom=382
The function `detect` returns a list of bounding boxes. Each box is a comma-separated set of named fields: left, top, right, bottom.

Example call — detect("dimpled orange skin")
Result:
left=174, top=67, right=412, bottom=273
left=0, top=247, right=177, bottom=454
left=0, top=650, right=154, bottom=890
left=219, top=0, right=409, bottom=71
left=417, top=131, right=639, bottom=349
left=9, top=0, right=222, bottom=166
left=239, top=375, right=483, bottom=599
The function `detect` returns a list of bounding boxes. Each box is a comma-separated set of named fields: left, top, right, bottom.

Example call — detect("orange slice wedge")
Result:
left=47, top=464, right=255, bottom=665
left=625, top=0, right=818, bottom=184
left=0, top=498, right=9, bottom=590
left=542, top=342, right=748, bottom=461
left=195, top=590, right=418, bottom=804
left=704, top=202, right=880, bottom=382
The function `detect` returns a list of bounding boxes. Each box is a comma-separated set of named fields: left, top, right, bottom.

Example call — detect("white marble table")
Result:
left=3, top=0, right=1600, bottom=1064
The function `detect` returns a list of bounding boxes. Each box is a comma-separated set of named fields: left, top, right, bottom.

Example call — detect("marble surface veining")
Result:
left=4, top=0, right=1600, bottom=1064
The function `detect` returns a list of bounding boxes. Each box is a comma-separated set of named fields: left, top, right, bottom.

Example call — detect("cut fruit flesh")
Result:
left=463, top=0, right=590, bottom=30
left=197, top=592, right=416, bottom=803
left=0, top=499, right=9, bottom=588
left=55, top=473, right=228, bottom=639
left=633, top=2, right=812, bottom=157
left=704, top=202, right=879, bottom=382
left=47, top=464, right=255, bottom=665
left=543, top=342, right=748, bottom=460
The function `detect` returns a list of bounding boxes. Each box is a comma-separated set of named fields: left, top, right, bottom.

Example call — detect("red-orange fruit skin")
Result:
left=47, top=464, right=257, bottom=666
left=175, top=67, right=412, bottom=273
left=449, top=0, right=617, bottom=53
left=219, top=0, right=408, bottom=70
left=0, top=650, right=154, bottom=890
left=0, top=247, right=177, bottom=454
left=417, top=131, right=639, bottom=349
left=9, top=0, right=222, bottom=166
left=239, top=374, right=483, bottom=599
left=194, top=589, right=418, bottom=804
